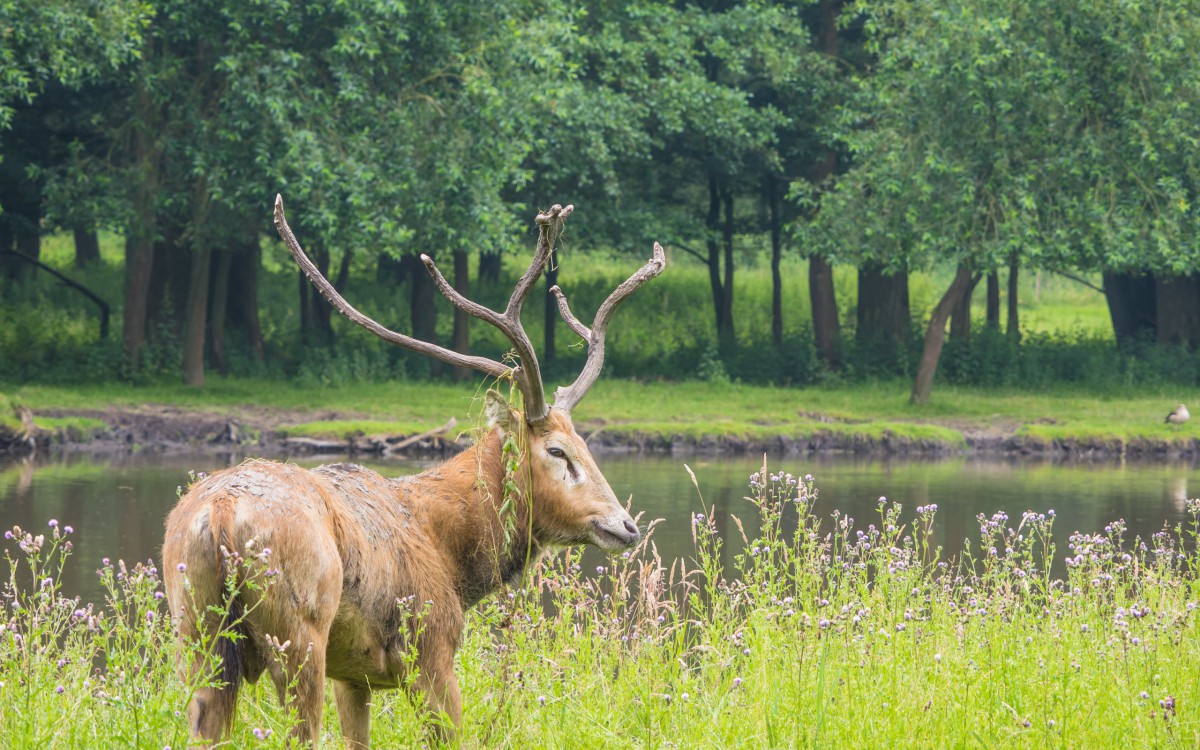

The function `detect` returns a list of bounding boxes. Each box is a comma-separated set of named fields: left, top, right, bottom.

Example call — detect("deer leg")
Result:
left=170, top=590, right=244, bottom=744
left=334, top=680, right=372, bottom=749
left=266, top=627, right=328, bottom=747
left=412, top=649, right=461, bottom=745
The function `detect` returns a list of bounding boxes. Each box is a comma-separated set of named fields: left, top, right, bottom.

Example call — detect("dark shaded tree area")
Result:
left=3, top=0, right=1200, bottom=399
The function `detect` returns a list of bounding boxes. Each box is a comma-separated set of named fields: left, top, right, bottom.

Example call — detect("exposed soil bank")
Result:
left=5, top=405, right=1200, bottom=461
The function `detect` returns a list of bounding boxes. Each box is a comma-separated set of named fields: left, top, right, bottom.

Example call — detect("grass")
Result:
left=2, top=466, right=1198, bottom=747
left=4, top=378, right=1199, bottom=448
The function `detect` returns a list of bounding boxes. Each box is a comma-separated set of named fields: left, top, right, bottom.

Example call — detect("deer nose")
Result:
left=623, top=519, right=640, bottom=540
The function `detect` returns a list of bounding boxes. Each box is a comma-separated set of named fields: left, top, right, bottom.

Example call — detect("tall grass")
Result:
left=2, top=465, right=1198, bottom=747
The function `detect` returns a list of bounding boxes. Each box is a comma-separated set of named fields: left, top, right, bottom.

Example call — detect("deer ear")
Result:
left=484, top=389, right=518, bottom=434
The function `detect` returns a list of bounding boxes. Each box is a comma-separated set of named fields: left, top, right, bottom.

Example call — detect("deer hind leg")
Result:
left=334, top=680, right=372, bottom=748
left=411, top=642, right=462, bottom=745
left=265, top=623, right=330, bottom=747
left=166, top=568, right=247, bottom=744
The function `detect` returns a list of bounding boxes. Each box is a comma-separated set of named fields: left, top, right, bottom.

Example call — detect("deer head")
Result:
left=274, top=196, right=665, bottom=551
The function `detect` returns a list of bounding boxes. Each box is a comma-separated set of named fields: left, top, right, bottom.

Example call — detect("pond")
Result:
left=3, top=450, right=1199, bottom=606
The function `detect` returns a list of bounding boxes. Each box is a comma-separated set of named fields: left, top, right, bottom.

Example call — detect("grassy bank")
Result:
left=5, top=378, right=1199, bottom=451
left=2, top=468, right=1197, bottom=747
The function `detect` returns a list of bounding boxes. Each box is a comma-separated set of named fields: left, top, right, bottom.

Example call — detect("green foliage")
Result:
left=0, top=0, right=149, bottom=132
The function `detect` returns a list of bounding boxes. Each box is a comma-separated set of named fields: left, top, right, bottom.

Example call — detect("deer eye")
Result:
left=547, top=446, right=567, bottom=459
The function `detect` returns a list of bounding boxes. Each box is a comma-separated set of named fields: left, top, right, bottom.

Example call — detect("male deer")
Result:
left=162, top=197, right=665, bottom=747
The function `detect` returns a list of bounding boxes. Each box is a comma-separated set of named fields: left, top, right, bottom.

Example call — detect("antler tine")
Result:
left=553, top=242, right=667, bottom=413
left=274, top=195, right=511, bottom=381
left=434, top=202, right=571, bottom=423
left=419, top=252, right=547, bottom=421
left=507, top=203, right=573, bottom=318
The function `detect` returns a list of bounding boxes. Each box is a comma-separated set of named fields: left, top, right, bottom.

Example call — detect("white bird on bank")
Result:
left=1165, top=404, right=1190, bottom=425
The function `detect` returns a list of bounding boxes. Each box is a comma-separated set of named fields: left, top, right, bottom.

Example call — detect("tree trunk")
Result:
left=122, top=74, right=160, bottom=366
left=911, top=266, right=979, bottom=405
left=810, top=255, right=839, bottom=363
left=228, top=237, right=264, bottom=364
left=450, top=249, right=471, bottom=381
left=543, top=260, right=558, bottom=367
left=986, top=272, right=1000, bottom=330
left=410, top=252, right=440, bottom=376
left=720, top=184, right=735, bottom=346
left=310, top=246, right=336, bottom=345
left=705, top=174, right=733, bottom=343
left=767, top=174, right=783, bottom=348
left=147, top=222, right=190, bottom=337
left=950, top=275, right=978, bottom=343
left=1155, top=274, right=1200, bottom=348
left=73, top=226, right=100, bottom=267
left=478, top=249, right=501, bottom=285
left=809, top=0, right=842, bottom=365
left=1103, top=271, right=1156, bottom=347
left=11, top=199, right=40, bottom=279
left=209, top=246, right=232, bottom=376
left=1007, top=253, right=1020, bottom=341
left=182, top=242, right=212, bottom=387
left=856, top=262, right=909, bottom=347
left=124, top=231, right=155, bottom=363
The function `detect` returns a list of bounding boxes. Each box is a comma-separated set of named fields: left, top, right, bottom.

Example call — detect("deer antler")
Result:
left=275, top=195, right=576, bottom=423
left=550, top=241, right=667, bottom=413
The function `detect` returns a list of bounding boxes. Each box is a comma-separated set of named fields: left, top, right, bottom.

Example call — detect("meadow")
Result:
left=2, top=466, right=1197, bottom=747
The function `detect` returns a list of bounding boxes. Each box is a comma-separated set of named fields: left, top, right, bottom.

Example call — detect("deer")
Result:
left=162, top=196, right=665, bottom=748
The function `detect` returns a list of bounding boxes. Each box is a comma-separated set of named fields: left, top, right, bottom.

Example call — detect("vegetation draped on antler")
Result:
left=273, top=194, right=666, bottom=422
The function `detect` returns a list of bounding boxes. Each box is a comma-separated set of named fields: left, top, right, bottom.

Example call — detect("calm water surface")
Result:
left=3, top=450, right=1198, bottom=605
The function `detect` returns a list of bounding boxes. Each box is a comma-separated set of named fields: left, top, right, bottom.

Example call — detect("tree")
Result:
left=805, top=1, right=1083, bottom=403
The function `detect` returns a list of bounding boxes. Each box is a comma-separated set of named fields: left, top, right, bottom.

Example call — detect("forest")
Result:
left=2, top=0, right=1200, bottom=405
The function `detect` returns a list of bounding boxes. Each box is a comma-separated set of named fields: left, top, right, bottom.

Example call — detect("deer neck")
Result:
left=424, top=428, right=540, bottom=608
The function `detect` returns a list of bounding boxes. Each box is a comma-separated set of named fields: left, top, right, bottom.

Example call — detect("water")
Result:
left=3, top=451, right=1198, bottom=606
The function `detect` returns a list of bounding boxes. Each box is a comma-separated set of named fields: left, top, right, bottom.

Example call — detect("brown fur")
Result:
left=162, top=402, right=638, bottom=747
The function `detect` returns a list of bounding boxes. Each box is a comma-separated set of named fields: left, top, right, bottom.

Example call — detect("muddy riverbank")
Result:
left=5, top=404, right=1200, bottom=461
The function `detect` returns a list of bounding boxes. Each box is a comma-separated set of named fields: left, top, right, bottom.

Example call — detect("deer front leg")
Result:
left=334, top=680, right=372, bottom=749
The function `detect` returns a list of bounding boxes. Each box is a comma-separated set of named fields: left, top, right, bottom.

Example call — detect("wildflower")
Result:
left=252, top=728, right=273, bottom=740
left=733, top=677, right=743, bottom=688
left=3, top=531, right=10, bottom=540
left=102, top=557, right=111, bottom=567
left=176, top=563, right=187, bottom=573
left=934, top=653, right=942, bottom=663
left=48, top=519, right=58, bottom=528
left=1140, top=692, right=1150, bottom=700
left=63, top=526, right=73, bottom=534
left=537, top=696, right=546, bottom=706
left=55, top=686, right=64, bottom=694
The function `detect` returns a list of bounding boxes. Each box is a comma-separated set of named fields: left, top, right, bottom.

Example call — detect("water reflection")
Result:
left=3, top=451, right=1198, bottom=606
